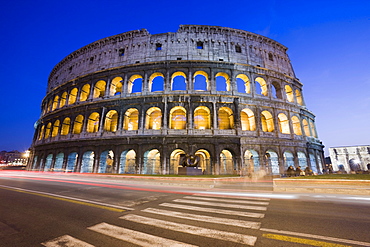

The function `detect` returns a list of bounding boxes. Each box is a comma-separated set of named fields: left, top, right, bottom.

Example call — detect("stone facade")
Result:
left=28, top=25, right=324, bottom=176
left=329, top=145, right=370, bottom=172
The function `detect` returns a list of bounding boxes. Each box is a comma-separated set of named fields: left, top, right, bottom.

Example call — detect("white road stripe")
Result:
left=42, top=235, right=94, bottom=247
left=142, top=208, right=261, bottom=229
left=173, top=199, right=267, bottom=211
left=120, top=214, right=257, bottom=246
left=160, top=203, right=265, bottom=218
left=260, top=228, right=370, bottom=246
left=183, top=196, right=270, bottom=205
left=88, top=222, right=197, bottom=247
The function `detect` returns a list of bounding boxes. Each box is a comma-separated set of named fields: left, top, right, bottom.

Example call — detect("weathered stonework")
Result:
left=329, top=145, right=370, bottom=172
left=28, top=25, right=324, bottom=176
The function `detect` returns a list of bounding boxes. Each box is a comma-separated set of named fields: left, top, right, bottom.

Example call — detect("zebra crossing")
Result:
left=42, top=195, right=270, bottom=246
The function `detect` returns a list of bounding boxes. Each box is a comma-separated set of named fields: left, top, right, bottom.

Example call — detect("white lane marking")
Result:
left=0, top=185, right=133, bottom=210
left=142, top=208, right=261, bottom=229
left=183, top=196, right=270, bottom=205
left=42, top=235, right=94, bottom=247
left=89, top=222, right=196, bottom=247
left=260, top=228, right=370, bottom=247
left=191, top=191, right=298, bottom=200
left=173, top=199, right=267, bottom=211
left=160, top=203, right=265, bottom=218
left=121, top=214, right=257, bottom=246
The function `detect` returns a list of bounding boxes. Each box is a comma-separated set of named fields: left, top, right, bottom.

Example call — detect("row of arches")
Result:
left=31, top=148, right=323, bottom=176
left=44, top=71, right=304, bottom=114
left=37, top=106, right=317, bottom=140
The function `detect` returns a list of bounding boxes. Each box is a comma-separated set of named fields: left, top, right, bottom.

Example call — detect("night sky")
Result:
left=1, top=0, right=369, bottom=155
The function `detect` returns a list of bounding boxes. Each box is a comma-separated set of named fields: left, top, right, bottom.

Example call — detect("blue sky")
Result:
left=0, top=0, right=369, bottom=155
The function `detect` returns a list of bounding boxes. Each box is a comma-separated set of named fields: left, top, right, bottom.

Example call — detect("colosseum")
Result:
left=28, top=25, right=325, bottom=176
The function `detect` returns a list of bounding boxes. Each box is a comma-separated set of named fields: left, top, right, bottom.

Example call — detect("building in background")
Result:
left=28, top=25, right=324, bottom=176
left=0, top=150, right=28, bottom=165
left=329, top=145, right=370, bottom=173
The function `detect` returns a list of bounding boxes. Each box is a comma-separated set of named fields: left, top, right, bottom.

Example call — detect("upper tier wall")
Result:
left=47, top=25, right=295, bottom=93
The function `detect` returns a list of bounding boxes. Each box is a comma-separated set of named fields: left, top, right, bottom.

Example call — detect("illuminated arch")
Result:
left=60, top=92, right=67, bottom=107
left=278, top=113, right=290, bottom=134
left=297, top=152, right=308, bottom=169
left=143, top=149, right=161, bottom=175
left=215, top=72, right=230, bottom=91
left=123, top=108, right=139, bottom=130
left=104, top=110, right=118, bottom=132
left=244, top=149, right=260, bottom=173
left=119, top=150, right=136, bottom=174
left=236, top=74, right=250, bottom=93
left=109, top=77, right=123, bottom=96
left=218, top=107, right=234, bottom=129
left=170, top=106, right=187, bottom=129
left=66, top=152, right=78, bottom=172
left=195, top=149, right=211, bottom=174
left=193, top=71, right=209, bottom=91
left=220, top=150, right=235, bottom=175
left=295, top=89, right=303, bottom=105
left=87, top=112, right=100, bottom=133
left=283, top=151, right=294, bottom=169
left=72, top=115, right=84, bottom=134
left=52, top=120, right=60, bottom=137
left=291, top=116, right=302, bottom=135
left=149, top=73, right=164, bottom=92
left=61, top=117, right=71, bottom=136
left=261, top=110, right=274, bottom=132
left=54, top=153, right=64, bottom=172
left=240, top=108, right=256, bottom=131
left=302, top=119, right=310, bottom=136
left=80, top=84, right=90, bottom=102
left=310, top=120, right=317, bottom=138
left=266, top=150, right=279, bottom=175
left=171, top=71, right=186, bottom=91
left=128, top=75, right=143, bottom=93
left=38, top=125, right=45, bottom=140
left=44, top=122, right=52, bottom=139
left=255, top=77, right=268, bottom=96
left=93, top=80, right=106, bottom=98
left=170, top=149, right=186, bottom=174
left=285, top=85, right=294, bottom=102
left=80, top=151, right=94, bottom=173
left=68, top=88, right=78, bottom=105
left=194, top=106, right=211, bottom=129
left=52, top=96, right=59, bottom=111
left=44, top=154, right=53, bottom=171
left=145, top=107, right=162, bottom=130
left=98, top=150, right=114, bottom=173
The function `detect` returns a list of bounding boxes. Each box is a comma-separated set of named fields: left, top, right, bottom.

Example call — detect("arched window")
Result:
left=38, top=125, right=45, bottom=140
left=171, top=72, right=186, bottom=91
left=68, top=88, right=78, bottom=105
left=215, top=72, right=230, bottom=91
left=80, top=84, right=90, bottom=102
left=302, top=119, right=310, bottom=136
left=52, top=120, right=60, bottom=137
left=98, top=150, right=114, bottom=173
left=46, top=100, right=52, bottom=112
left=149, top=73, right=164, bottom=92
left=295, top=89, right=303, bottom=106
left=61, top=117, right=71, bottom=136
left=60, top=92, right=67, bottom=107
left=123, top=108, right=139, bottom=130
left=283, top=151, right=294, bottom=169
left=73, top=115, right=84, bottom=134
left=236, top=74, right=250, bottom=94
left=220, top=150, right=235, bottom=174
left=310, top=120, right=317, bottom=138
left=278, top=113, right=290, bottom=134
left=44, top=122, right=52, bottom=138
left=93, top=80, right=106, bottom=99
left=109, top=77, right=123, bottom=96
left=285, top=85, right=294, bottom=102
left=52, top=96, right=59, bottom=111
left=193, top=71, right=208, bottom=91
left=240, top=108, right=256, bottom=131
left=271, top=81, right=282, bottom=99
left=145, top=107, right=162, bottom=130
left=104, top=110, right=118, bottom=132
left=170, top=106, right=186, bottom=129
left=255, top=77, right=268, bottom=96
left=291, top=116, right=302, bottom=135
left=194, top=106, right=211, bottom=129
left=143, top=149, right=161, bottom=175
left=87, top=112, right=100, bottom=133
left=81, top=151, right=94, bottom=173
left=119, top=150, right=136, bottom=174
left=218, top=107, right=234, bottom=129
left=261, top=111, right=274, bottom=132
left=128, top=75, right=143, bottom=93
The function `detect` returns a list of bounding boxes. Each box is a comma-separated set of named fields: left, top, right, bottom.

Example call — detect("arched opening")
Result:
left=171, top=72, right=186, bottom=91
left=143, top=149, right=161, bottom=175
left=244, top=150, right=260, bottom=173
left=170, top=106, right=186, bottom=129
left=266, top=150, right=279, bottom=175
left=52, top=120, right=60, bottom=137
left=61, top=118, right=70, bottom=136
left=295, top=89, right=303, bottom=105
left=278, top=113, right=290, bottom=134
left=297, top=152, right=308, bottom=170
left=285, top=85, right=294, bottom=102
left=145, top=107, right=162, bottom=130
left=38, top=125, right=44, bottom=140
left=149, top=73, right=164, bottom=92
left=68, top=88, right=78, bottom=105
left=215, top=72, right=230, bottom=91
left=52, top=96, right=59, bottom=111
left=292, top=116, right=302, bottom=135
left=104, top=110, right=118, bottom=132
left=128, top=75, right=143, bottom=93
left=87, top=112, right=100, bottom=133
left=240, top=108, right=256, bottom=131
left=193, top=71, right=208, bottom=91
left=60, top=92, right=67, bottom=107
left=283, top=151, right=294, bottom=170
left=310, top=120, right=317, bottom=138
left=73, top=115, right=84, bottom=134
left=194, top=106, right=211, bottom=129
left=170, top=149, right=186, bottom=174
left=271, top=81, right=282, bottom=99
left=195, top=149, right=211, bottom=174
left=98, top=150, right=114, bottom=173
left=220, top=150, right=235, bottom=175
left=66, top=152, right=78, bottom=172
left=119, top=150, right=136, bottom=174
left=43, top=154, right=53, bottom=171
left=54, top=153, right=64, bottom=172
left=110, top=77, right=123, bottom=96
left=218, top=107, right=234, bottom=129
left=236, top=74, right=250, bottom=93
left=309, top=153, right=318, bottom=174
left=255, top=77, right=268, bottom=96
left=81, top=151, right=94, bottom=173
left=32, top=156, right=38, bottom=170
left=302, top=119, right=311, bottom=136
left=123, top=108, right=139, bottom=130
left=261, top=111, right=274, bottom=132
left=44, top=122, right=52, bottom=139
left=80, top=84, right=90, bottom=102
left=93, top=80, right=106, bottom=99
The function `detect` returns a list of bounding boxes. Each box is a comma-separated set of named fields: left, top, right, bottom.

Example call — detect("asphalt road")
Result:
left=0, top=171, right=369, bottom=246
